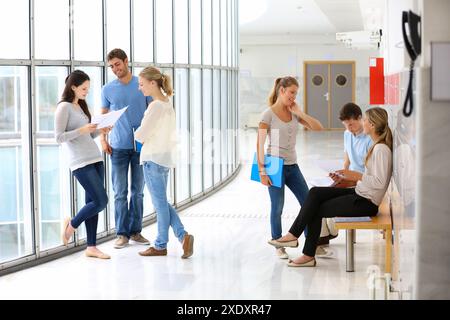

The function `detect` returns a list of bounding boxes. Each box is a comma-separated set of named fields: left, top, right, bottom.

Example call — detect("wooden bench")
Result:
left=335, top=198, right=392, bottom=273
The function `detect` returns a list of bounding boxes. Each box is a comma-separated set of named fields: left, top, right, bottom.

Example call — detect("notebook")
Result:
left=250, top=153, right=284, bottom=188
left=335, top=216, right=372, bottom=223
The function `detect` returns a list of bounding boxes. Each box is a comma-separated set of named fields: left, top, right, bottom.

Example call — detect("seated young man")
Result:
left=318, top=102, right=373, bottom=246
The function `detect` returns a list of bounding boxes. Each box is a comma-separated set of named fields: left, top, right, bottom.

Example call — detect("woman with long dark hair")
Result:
left=55, top=70, right=112, bottom=259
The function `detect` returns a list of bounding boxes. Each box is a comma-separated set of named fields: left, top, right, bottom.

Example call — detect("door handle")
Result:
left=323, top=92, right=329, bottom=101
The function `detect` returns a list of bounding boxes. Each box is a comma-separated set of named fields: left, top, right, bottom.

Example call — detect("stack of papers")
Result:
left=308, top=176, right=335, bottom=187
left=91, top=106, right=128, bottom=129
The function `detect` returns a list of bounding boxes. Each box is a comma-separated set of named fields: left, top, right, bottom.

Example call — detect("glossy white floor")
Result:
left=0, top=130, right=389, bottom=300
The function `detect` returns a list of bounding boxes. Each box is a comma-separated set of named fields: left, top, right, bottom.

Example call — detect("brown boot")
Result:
left=139, top=247, right=167, bottom=256
left=181, top=233, right=194, bottom=259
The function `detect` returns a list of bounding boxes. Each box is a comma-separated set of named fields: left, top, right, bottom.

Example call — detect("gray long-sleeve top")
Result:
left=54, top=101, right=103, bottom=171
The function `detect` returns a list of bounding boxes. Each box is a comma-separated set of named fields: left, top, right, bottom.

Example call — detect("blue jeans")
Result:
left=268, top=164, right=309, bottom=240
left=143, top=161, right=186, bottom=250
left=72, top=162, right=108, bottom=246
left=111, top=148, right=144, bottom=238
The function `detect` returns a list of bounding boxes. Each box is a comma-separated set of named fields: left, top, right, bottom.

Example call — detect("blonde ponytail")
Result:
left=364, top=107, right=393, bottom=165
left=161, top=74, right=173, bottom=97
left=268, top=78, right=282, bottom=106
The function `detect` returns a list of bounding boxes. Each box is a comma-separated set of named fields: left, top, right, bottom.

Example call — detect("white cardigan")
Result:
left=135, top=100, right=177, bottom=168
left=355, top=143, right=392, bottom=206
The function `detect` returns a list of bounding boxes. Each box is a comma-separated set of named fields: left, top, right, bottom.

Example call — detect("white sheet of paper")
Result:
left=308, top=176, right=335, bottom=187
left=315, top=159, right=343, bottom=174
left=91, top=106, right=128, bottom=129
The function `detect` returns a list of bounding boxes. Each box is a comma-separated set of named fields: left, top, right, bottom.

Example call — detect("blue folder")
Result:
left=250, top=153, right=284, bottom=188
left=134, top=140, right=143, bottom=152
left=132, top=128, right=143, bottom=152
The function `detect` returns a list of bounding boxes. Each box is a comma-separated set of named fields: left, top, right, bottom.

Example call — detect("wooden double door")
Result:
left=304, top=61, right=355, bottom=130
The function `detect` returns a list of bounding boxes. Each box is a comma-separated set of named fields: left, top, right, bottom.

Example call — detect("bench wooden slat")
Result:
left=335, top=212, right=391, bottom=230
left=332, top=196, right=392, bottom=273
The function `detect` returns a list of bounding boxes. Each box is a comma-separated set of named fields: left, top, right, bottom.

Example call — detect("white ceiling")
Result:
left=239, top=0, right=384, bottom=36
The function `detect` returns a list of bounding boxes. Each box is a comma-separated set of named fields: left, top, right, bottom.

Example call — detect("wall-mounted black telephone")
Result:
left=402, top=10, right=422, bottom=117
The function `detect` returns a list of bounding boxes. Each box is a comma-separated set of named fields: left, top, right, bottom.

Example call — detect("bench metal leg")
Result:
left=385, top=228, right=392, bottom=274
left=346, top=229, right=355, bottom=272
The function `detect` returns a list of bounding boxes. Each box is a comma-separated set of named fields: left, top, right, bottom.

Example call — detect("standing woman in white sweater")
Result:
left=268, top=107, right=393, bottom=267
left=135, top=66, right=194, bottom=259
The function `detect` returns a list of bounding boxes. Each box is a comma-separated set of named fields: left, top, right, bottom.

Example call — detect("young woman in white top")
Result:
left=268, top=107, right=393, bottom=267
left=134, top=66, right=194, bottom=259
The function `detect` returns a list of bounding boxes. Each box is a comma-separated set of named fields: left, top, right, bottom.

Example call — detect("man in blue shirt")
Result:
left=319, top=102, right=372, bottom=246
left=100, top=49, right=152, bottom=249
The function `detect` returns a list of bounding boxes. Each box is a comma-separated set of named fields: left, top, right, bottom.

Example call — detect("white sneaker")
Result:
left=315, top=246, right=333, bottom=258
left=276, top=247, right=289, bottom=259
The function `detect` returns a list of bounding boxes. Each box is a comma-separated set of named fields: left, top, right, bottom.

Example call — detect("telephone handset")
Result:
left=402, top=10, right=422, bottom=117
left=402, top=11, right=422, bottom=61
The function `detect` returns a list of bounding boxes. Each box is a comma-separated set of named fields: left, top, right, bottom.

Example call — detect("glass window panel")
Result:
left=106, top=0, right=130, bottom=56
left=202, top=69, right=213, bottom=190
left=202, top=0, right=212, bottom=65
left=175, top=69, right=190, bottom=202
left=0, top=0, right=29, bottom=59
left=221, top=70, right=228, bottom=178
left=35, top=67, right=71, bottom=250
left=221, top=0, right=227, bottom=67
left=234, top=0, right=238, bottom=68
left=36, top=67, right=68, bottom=132
left=227, top=73, right=233, bottom=173
left=190, top=69, right=202, bottom=196
left=231, top=0, right=235, bottom=67
left=155, top=0, right=173, bottom=63
left=213, top=69, right=221, bottom=184
left=0, top=148, right=19, bottom=222
left=0, top=66, right=27, bottom=133
left=212, top=0, right=220, bottom=66
left=0, top=66, right=33, bottom=263
left=227, top=0, right=232, bottom=67
left=37, top=146, right=71, bottom=250
left=73, top=0, right=103, bottom=61
left=0, top=225, right=19, bottom=263
left=233, top=72, right=237, bottom=169
left=134, top=0, right=154, bottom=62
left=174, top=0, right=188, bottom=64
left=35, top=0, right=69, bottom=59
left=190, top=0, right=202, bottom=65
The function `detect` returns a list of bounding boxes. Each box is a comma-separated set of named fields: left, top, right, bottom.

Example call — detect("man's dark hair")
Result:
left=107, top=48, right=128, bottom=62
left=339, top=102, right=363, bottom=121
